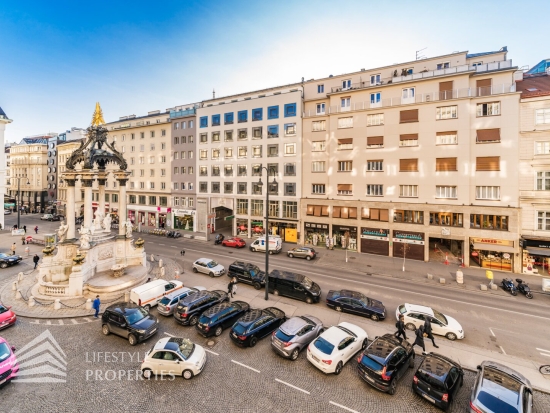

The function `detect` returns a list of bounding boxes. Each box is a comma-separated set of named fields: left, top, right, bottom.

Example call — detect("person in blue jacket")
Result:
left=93, top=295, right=101, bottom=318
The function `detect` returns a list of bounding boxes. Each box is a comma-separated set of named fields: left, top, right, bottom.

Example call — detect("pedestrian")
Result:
left=227, top=277, right=237, bottom=299
left=21, top=236, right=25, bottom=245
left=180, top=249, right=186, bottom=256
left=395, top=315, right=407, bottom=340
left=34, top=226, right=38, bottom=234
left=424, top=318, right=439, bottom=348
left=10, top=243, right=16, bottom=256
left=412, top=325, right=428, bottom=355
left=33, top=254, right=40, bottom=269
left=92, top=295, right=101, bottom=318
left=23, top=225, right=27, bottom=233
left=231, top=277, right=238, bottom=297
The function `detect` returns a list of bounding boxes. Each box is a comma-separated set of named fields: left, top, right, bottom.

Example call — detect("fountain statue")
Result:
left=57, top=220, right=69, bottom=243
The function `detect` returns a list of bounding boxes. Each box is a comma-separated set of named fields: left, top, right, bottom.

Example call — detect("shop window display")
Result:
left=305, top=223, right=329, bottom=247
left=237, top=219, right=248, bottom=236
left=251, top=221, right=264, bottom=236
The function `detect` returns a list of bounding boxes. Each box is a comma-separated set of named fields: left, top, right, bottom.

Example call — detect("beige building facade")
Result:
left=301, top=47, right=522, bottom=272
left=57, top=139, right=84, bottom=218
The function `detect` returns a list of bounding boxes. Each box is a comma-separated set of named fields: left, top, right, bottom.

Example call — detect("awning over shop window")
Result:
left=472, top=243, right=515, bottom=253
left=526, top=247, right=550, bottom=257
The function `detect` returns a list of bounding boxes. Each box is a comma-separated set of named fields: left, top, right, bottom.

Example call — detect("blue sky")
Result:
left=0, top=0, right=547, bottom=142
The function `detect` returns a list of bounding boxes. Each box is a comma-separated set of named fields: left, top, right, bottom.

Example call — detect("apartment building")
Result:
left=517, top=68, right=550, bottom=275
left=0, top=106, right=12, bottom=229
left=57, top=139, right=84, bottom=218
left=168, top=104, right=198, bottom=231
left=301, top=47, right=522, bottom=272
left=197, top=86, right=303, bottom=241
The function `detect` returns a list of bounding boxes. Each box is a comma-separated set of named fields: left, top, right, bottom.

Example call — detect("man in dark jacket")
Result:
left=395, top=315, right=407, bottom=340
left=424, top=318, right=439, bottom=348
left=412, top=325, right=427, bottom=355
left=33, top=254, right=40, bottom=269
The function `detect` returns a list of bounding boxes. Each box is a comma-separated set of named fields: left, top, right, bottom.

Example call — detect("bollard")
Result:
left=85, top=299, right=92, bottom=310
left=25, top=246, right=30, bottom=256
left=28, top=296, right=35, bottom=306
left=480, top=284, right=488, bottom=291
left=54, top=299, right=61, bottom=310
left=456, top=270, right=464, bottom=284
left=124, top=292, right=130, bottom=303
left=150, top=254, right=155, bottom=262
left=439, top=278, right=446, bottom=284
left=427, top=274, right=434, bottom=280
left=12, top=281, right=18, bottom=291
left=490, top=283, right=498, bottom=290
left=159, top=259, right=163, bottom=268
left=15, top=289, right=22, bottom=299
left=160, top=267, right=166, bottom=278
left=17, top=272, right=24, bottom=282
left=174, top=270, right=180, bottom=279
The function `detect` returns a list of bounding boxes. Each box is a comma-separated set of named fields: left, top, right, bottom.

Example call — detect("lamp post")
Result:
left=257, top=166, right=277, bottom=301
left=8, top=177, right=30, bottom=229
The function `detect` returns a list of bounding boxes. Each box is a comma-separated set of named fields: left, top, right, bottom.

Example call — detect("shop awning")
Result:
left=526, top=247, right=550, bottom=257
left=472, top=243, right=516, bottom=253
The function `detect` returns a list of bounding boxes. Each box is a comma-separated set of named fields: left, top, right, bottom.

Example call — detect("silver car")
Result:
left=192, top=258, right=226, bottom=277
left=157, top=287, right=206, bottom=316
left=271, top=315, right=323, bottom=360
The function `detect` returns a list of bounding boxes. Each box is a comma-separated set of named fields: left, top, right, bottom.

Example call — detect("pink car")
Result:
left=0, top=304, right=16, bottom=330
left=0, top=337, right=18, bottom=387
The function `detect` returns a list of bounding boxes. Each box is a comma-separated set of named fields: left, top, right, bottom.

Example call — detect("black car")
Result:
left=413, top=353, right=464, bottom=411
left=268, top=270, right=321, bottom=304
left=230, top=307, right=286, bottom=347
left=0, top=253, right=22, bottom=269
left=196, top=301, right=250, bottom=337
left=101, top=302, right=159, bottom=346
left=357, top=333, right=415, bottom=395
left=227, top=261, right=266, bottom=290
left=326, top=289, right=386, bottom=321
left=174, top=290, right=229, bottom=326
left=49, top=215, right=63, bottom=221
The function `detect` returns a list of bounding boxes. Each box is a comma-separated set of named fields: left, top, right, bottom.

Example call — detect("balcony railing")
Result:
left=305, top=83, right=516, bottom=117
left=170, top=108, right=196, bottom=119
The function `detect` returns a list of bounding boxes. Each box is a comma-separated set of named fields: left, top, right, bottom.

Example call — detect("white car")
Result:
left=192, top=258, right=226, bottom=277
left=4, top=210, right=11, bottom=215
left=141, top=337, right=206, bottom=380
left=396, top=303, right=464, bottom=341
left=306, top=321, right=368, bottom=375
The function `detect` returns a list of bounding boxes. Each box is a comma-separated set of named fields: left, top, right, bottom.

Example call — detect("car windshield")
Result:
left=232, top=323, right=247, bottom=335
left=477, top=391, right=519, bottom=413
left=275, top=329, right=294, bottom=342
left=207, top=261, right=219, bottom=268
left=432, top=309, right=448, bottom=325
left=416, top=369, right=446, bottom=392
left=0, top=305, right=7, bottom=314
left=159, top=297, right=171, bottom=305
left=398, top=304, right=407, bottom=314
left=199, top=315, right=213, bottom=325
left=313, top=337, right=334, bottom=355
left=249, top=266, right=261, bottom=277
left=0, top=343, right=11, bottom=362
left=125, top=307, right=148, bottom=324
left=177, top=339, right=195, bottom=360
left=302, top=276, right=313, bottom=289
left=0, top=254, right=9, bottom=259
left=359, top=354, right=383, bottom=372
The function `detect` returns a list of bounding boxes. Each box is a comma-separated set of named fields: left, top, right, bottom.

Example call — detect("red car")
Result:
left=222, top=237, right=246, bottom=248
left=0, top=304, right=16, bottom=330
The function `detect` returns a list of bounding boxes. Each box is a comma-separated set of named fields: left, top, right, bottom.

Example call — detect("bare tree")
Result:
left=402, top=243, right=410, bottom=272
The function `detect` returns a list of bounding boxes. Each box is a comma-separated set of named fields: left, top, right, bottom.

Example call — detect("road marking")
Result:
left=541, top=353, right=550, bottom=358
left=71, top=319, right=78, bottom=324
left=204, top=349, right=219, bottom=356
left=275, top=378, right=310, bottom=395
left=159, top=244, right=165, bottom=246
left=499, top=346, right=507, bottom=355
left=82, top=318, right=91, bottom=322
left=58, top=320, right=64, bottom=325
left=329, top=401, right=360, bottom=413
left=231, top=360, right=260, bottom=373
left=170, top=246, right=176, bottom=248
left=164, top=332, right=175, bottom=337
left=489, top=328, right=495, bottom=337
left=537, top=348, right=550, bottom=353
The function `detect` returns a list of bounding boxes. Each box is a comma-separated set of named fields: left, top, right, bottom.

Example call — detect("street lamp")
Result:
left=7, top=177, right=30, bottom=229
left=257, top=166, right=277, bottom=301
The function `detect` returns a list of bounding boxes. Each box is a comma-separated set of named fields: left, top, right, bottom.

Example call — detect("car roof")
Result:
left=196, top=258, right=214, bottom=263
left=202, top=302, right=231, bottom=317
left=481, top=360, right=531, bottom=388
left=180, top=290, right=211, bottom=305
left=367, top=334, right=402, bottom=361
left=163, top=287, right=196, bottom=300
left=404, top=303, right=434, bottom=316
left=336, top=289, right=368, bottom=299
left=321, top=325, right=354, bottom=343
left=269, top=270, right=304, bottom=283
left=419, top=353, right=458, bottom=378
left=280, top=316, right=309, bottom=334
left=106, top=302, right=142, bottom=313
left=236, top=309, right=264, bottom=325
left=230, top=261, right=260, bottom=270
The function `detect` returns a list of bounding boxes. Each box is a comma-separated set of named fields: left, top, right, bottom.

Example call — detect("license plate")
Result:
left=365, top=374, right=374, bottom=383
left=312, top=355, right=320, bottom=362
left=232, top=332, right=237, bottom=338
left=0, top=378, right=6, bottom=385
left=150, top=329, right=157, bottom=335
left=422, top=394, right=435, bottom=403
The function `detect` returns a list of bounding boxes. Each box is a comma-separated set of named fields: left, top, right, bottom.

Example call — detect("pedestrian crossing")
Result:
left=29, top=317, right=99, bottom=326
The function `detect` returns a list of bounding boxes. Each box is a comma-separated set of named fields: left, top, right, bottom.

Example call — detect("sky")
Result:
left=0, top=0, right=548, bottom=143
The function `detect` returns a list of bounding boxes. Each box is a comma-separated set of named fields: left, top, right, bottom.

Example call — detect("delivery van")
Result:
left=130, top=279, right=183, bottom=310
left=249, top=236, right=282, bottom=254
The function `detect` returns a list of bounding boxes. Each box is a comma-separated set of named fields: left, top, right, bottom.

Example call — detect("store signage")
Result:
left=305, top=222, right=328, bottom=230
left=441, top=227, right=450, bottom=236
left=361, top=228, right=389, bottom=240
left=521, top=238, right=550, bottom=249
left=174, top=209, right=196, bottom=216
left=393, top=230, right=424, bottom=245
left=471, top=237, right=514, bottom=247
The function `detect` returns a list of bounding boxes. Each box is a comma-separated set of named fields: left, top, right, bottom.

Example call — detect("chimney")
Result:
left=213, top=89, right=215, bottom=99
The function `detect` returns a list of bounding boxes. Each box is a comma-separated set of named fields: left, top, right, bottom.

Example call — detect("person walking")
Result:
left=10, top=243, right=16, bottom=256
left=23, top=225, right=27, bottom=234
left=34, top=226, right=38, bottom=234
left=412, top=325, right=428, bottom=355
left=395, top=315, right=407, bottom=340
left=424, top=318, right=439, bottom=348
left=92, top=295, right=101, bottom=318
left=227, top=277, right=237, bottom=299
left=33, top=254, right=40, bottom=269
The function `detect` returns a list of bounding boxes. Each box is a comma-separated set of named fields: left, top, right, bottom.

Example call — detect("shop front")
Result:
left=392, top=230, right=425, bottom=261
left=128, top=210, right=136, bottom=225
left=521, top=238, right=550, bottom=275
left=268, top=220, right=298, bottom=243
left=469, top=237, right=515, bottom=272
left=331, top=225, right=358, bottom=251
left=251, top=220, right=264, bottom=236
left=360, top=228, right=389, bottom=256
left=148, top=212, right=156, bottom=227
left=138, top=211, right=145, bottom=225
left=111, top=208, right=119, bottom=224
left=174, top=209, right=195, bottom=231
left=304, top=222, right=329, bottom=247
left=236, top=218, right=248, bottom=237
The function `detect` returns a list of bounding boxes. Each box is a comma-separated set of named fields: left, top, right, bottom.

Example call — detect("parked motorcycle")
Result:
left=515, top=279, right=534, bottom=299
left=501, top=278, right=518, bottom=296
left=167, top=231, right=175, bottom=238
left=173, top=231, right=181, bottom=238
left=214, top=234, right=225, bottom=245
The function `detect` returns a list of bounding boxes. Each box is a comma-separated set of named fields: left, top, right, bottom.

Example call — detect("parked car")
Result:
left=3, top=210, right=11, bottom=215
left=196, top=301, right=250, bottom=337
left=0, top=337, right=19, bottom=387
left=140, top=337, right=206, bottom=380
left=222, top=237, right=246, bottom=248
left=156, top=286, right=206, bottom=316
left=174, top=290, right=229, bottom=326
left=75, top=216, right=84, bottom=225
left=249, top=236, right=282, bottom=254
left=413, top=353, right=464, bottom=411
left=49, top=214, right=63, bottom=221
left=101, top=302, right=159, bottom=346
left=357, top=333, right=415, bottom=395
left=230, top=307, right=286, bottom=347
left=287, top=247, right=317, bottom=261
left=397, top=303, right=464, bottom=341
left=227, top=261, right=266, bottom=290
left=268, top=270, right=321, bottom=304
left=40, top=214, right=54, bottom=220
left=327, top=289, right=386, bottom=321
left=470, top=361, right=532, bottom=413
left=192, top=258, right=226, bottom=277
left=129, top=279, right=184, bottom=310
left=0, top=304, right=16, bottom=330
left=0, top=254, right=22, bottom=269
left=271, top=315, right=323, bottom=360
left=307, top=322, right=368, bottom=375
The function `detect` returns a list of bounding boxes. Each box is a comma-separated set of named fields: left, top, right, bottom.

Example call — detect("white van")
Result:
left=130, top=279, right=184, bottom=310
left=249, top=236, right=282, bottom=254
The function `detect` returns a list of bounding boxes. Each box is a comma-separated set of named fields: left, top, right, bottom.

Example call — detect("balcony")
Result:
left=170, top=108, right=196, bottom=119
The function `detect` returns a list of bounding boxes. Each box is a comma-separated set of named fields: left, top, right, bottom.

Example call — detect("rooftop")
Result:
left=466, top=46, right=507, bottom=59
left=517, top=73, right=550, bottom=99
left=0, top=106, right=9, bottom=120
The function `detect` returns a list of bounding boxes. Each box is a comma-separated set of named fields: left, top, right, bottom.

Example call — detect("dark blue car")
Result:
left=230, top=307, right=286, bottom=347
left=326, top=290, right=386, bottom=321
left=195, top=301, right=250, bottom=337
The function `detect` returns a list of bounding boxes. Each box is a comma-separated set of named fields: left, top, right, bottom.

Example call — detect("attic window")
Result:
left=526, top=88, right=538, bottom=92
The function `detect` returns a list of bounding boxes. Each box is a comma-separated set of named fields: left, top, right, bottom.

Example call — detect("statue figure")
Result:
left=57, top=220, right=69, bottom=242
left=78, top=226, right=91, bottom=249
left=93, top=210, right=104, bottom=231
left=102, top=214, right=112, bottom=232
left=125, top=220, right=133, bottom=238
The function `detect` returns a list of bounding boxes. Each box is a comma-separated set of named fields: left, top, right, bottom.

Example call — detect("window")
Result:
left=284, top=183, right=296, bottom=196
left=211, top=149, right=220, bottom=159
left=174, top=137, right=179, bottom=145
left=174, top=197, right=180, bottom=206
left=337, top=184, right=353, bottom=195
left=224, top=182, right=233, bottom=194
left=394, top=210, right=423, bottom=224
left=267, top=144, right=278, bottom=157
left=140, top=132, right=144, bottom=139
left=252, top=108, right=262, bottom=121
left=342, top=79, right=351, bottom=90
left=476, top=186, right=500, bottom=200
left=140, top=145, right=145, bottom=152
left=338, top=117, right=353, bottom=128
left=150, top=182, right=155, bottom=190
left=537, top=172, right=550, bottom=190
left=238, top=110, right=247, bottom=123
left=182, top=121, right=187, bottom=129
left=212, top=165, right=220, bottom=176
left=436, top=131, right=458, bottom=145
left=316, top=103, right=325, bottom=114
left=249, top=164, right=260, bottom=176
left=188, top=196, right=193, bottom=206
left=284, top=123, right=296, bottom=136
left=211, top=182, right=220, bottom=193
left=268, top=200, right=279, bottom=218
left=238, top=146, right=247, bottom=158
left=225, top=130, right=233, bottom=142
left=370, top=74, right=381, bottom=85
left=366, top=160, right=383, bottom=171
left=284, top=143, right=296, bottom=156
left=367, top=136, right=383, bottom=148
left=402, top=87, right=415, bottom=99
left=476, top=156, right=500, bottom=171
left=367, top=113, right=384, bottom=126
left=477, top=102, right=500, bottom=117
left=189, top=166, right=194, bottom=174
left=252, top=145, right=262, bottom=157
left=224, top=165, right=233, bottom=176
left=200, top=116, right=208, bottom=128
left=399, top=185, right=418, bottom=198
left=284, top=103, right=297, bottom=117
left=366, top=184, right=383, bottom=196
left=280, top=163, right=294, bottom=176
left=361, top=208, right=389, bottom=221
left=237, top=199, right=248, bottom=214
left=538, top=212, right=550, bottom=230
left=312, top=184, right=325, bottom=194
left=268, top=106, right=279, bottom=119
left=212, top=132, right=220, bottom=142
left=436, top=62, right=450, bottom=70
left=251, top=200, right=263, bottom=216
left=199, top=150, right=207, bottom=160
left=370, top=92, right=381, bottom=104
left=267, top=125, right=278, bottom=138
left=338, top=161, right=352, bottom=172
left=199, top=182, right=207, bottom=193
left=430, top=212, right=463, bottom=227
left=436, top=186, right=457, bottom=198
left=160, top=155, right=166, bottom=163
left=174, top=166, right=179, bottom=174
left=435, top=157, right=457, bottom=171
left=181, top=136, right=187, bottom=144
left=199, top=166, right=208, bottom=176
left=149, top=196, right=157, bottom=205
left=238, top=129, right=247, bottom=140
left=150, top=131, right=155, bottom=138
left=129, top=195, right=136, bottom=204
left=181, top=183, right=186, bottom=190
left=536, top=108, right=550, bottom=125
left=400, top=158, right=418, bottom=172
left=159, top=196, right=167, bottom=206
left=188, top=135, right=193, bottom=143
left=200, top=133, right=208, bottom=143
left=306, top=205, right=329, bottom=217
left=470, top=214, right=508, bottom=230
left=312, top=141, right=326, bottom=151
left=536, top=141, right=550, bottom=155
left=224, top=147, right=233, bottom=158
left=317, top=84, right=324, bottom=93
left=400, top=109, right=418, bottom=123
left=312, top=120, right=326, bottom=131
left=311, top=161, right=326, bottom=172
left=149, top=169, right=155, bottom=177
left=224, top=112, right=234, bottom=124
left=181, top=150, right=186, bottom=158
left=238, top=182, right=247, bottom=195
left=399, top=134, right=418, bottom=147
left=476, top=128, right=501, bottom=144
left=436, top=105, right=458, bottom=120
left=332, top=206, right=358, bottom=219
left=174, top=152, right=179, bottom=160
left=139, top=195, right=146, bottom=204
left=337, top=138, right=353, bottom=150
left=282, top=201, right=297, bottom=219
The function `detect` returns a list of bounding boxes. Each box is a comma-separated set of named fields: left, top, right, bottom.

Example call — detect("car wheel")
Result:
left=182, top=369, right=194, bottom=380
left=370, top=314, right=380, bottom=322
left=361, top=338, right=368, bottom=350
left=249, top=336, right=258, bottom=347
left=273, top=289, right=280, bottom=296
left=189, top=315, right=199, bottom=326
left=335, top=305, right=343, bottom=312
left=128, top=334, right=138, bottom=346
left=405, top=323, right=416, bottom=331
left=268, top=250, right=273, bottom=255
left=252, top=248, right=256, bottom=252
left=192, top=267, right=198, bottom=273
left=511, top=290, right=518, bottom=296
left=102, top=324, right=110, bottom=335
left=334, top=361, right=343, bottom=375
left=214, top=326, right=223, bottom=337
left=445, top=332, right=457, bottom=341
left=0, top=263, right=7, bottom=269
left=306, top=256, right=312, bottom=261
left=143, top=304, right=150, bottom=312
left=209, top=272, right=215, bottom=278
left=253, top=282, right=261, bottom=290
left=142, top=368, right=153, bottom=379
left=288, top=253, right=294, bottom=258
left=388, top=379, right=397, bottom=395
left=290, top=348, right=300, bottom=361
left=306, top=297, right=313, bottom=304
left=409, top=354, right=415, bottom=368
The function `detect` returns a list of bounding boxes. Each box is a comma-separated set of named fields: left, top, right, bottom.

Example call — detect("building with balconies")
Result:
left=0, top=106, right=12, bottom=229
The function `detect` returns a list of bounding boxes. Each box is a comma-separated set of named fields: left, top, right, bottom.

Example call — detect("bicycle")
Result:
left=540, top=365, right=550, bottom=375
